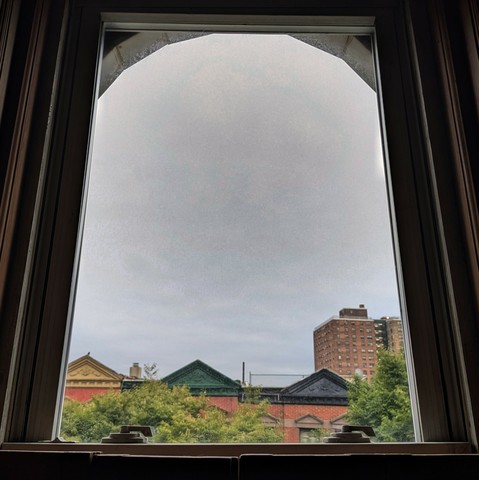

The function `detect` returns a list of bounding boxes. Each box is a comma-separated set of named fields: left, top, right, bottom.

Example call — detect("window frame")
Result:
left=0, top=0, right=478, bottom=454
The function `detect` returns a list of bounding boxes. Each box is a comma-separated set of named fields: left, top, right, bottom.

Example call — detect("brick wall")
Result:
left=64, top=387, right=121, bottom=402
left=207, top=396, right=240, bottom=412
left=267, top=404, right=348, bottom=442
left=203, top=397, right=348, bottom=443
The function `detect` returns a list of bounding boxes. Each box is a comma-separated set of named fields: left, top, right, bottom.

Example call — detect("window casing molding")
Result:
left=0, top=0, right=478, bottom=453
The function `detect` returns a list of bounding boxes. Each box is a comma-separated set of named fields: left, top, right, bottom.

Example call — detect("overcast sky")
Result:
left=67, top=33, right=401, bottom=384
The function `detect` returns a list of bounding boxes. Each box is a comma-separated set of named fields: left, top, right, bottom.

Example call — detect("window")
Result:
left=299, top=428, right=323, bottom=444
left=0, top=0, right=478, bottom=455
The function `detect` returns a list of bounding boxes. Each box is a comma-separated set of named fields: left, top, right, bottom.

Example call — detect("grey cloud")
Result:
left=69, top=33, right=400, bottom=381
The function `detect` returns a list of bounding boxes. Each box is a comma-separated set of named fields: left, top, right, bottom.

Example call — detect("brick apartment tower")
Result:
left=385, top=317, right=404, bottom=353
left=313, top=305, right=404, bottom=382
left=313, top=305, right=378, bottom=381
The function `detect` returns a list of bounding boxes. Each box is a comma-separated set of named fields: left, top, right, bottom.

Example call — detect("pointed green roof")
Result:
left=161, top=359, right=240, bottom=396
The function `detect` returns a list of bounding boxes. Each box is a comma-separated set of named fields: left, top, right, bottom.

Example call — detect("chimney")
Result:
left=129, top=362, right=142, bottom=379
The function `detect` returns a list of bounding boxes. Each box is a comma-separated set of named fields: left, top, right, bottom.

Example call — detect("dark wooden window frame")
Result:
left=0, top=0, right=478, bottom=454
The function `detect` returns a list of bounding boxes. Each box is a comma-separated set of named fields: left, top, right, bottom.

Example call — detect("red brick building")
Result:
left=65, top=356, right=348, bottom=443
left=313, top=305, right=404, bottom=382
left=64, top=354, right=123, bottom=401
left=161, top=360, right=348, bottom=443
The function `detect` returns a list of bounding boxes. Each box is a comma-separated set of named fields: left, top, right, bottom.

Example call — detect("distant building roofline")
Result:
left=314, top=315, right=374, bottom=331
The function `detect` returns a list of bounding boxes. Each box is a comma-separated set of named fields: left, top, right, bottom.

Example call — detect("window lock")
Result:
left=323, top=425, right=375, bottom=443
left=101, top=425, right=155, bottom=443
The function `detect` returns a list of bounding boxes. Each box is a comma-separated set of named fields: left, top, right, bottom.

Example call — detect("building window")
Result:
left=299, top=428, right=323, bottom=444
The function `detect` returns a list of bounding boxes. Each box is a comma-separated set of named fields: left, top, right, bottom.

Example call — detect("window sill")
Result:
left=1, top=441, right=473, bottom=456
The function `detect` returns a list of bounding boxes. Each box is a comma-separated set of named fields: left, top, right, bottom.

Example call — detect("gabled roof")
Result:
left=282, top=368, right=348, bottom=397
left=261, top=368, right=349, bottom=405
left=330, top=412, right=348, bottom=425
left=66, top=353, right=124, bottom=386
left=161, top=359, right=240, bottom=396
left=262, top=414, right=280, bottom=426
left=294, top=414, right=324, bottom=427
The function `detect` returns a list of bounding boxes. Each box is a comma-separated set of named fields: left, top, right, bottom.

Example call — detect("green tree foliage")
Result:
left=346, top=349, right=415, bottom=442
left=60, top=381, right=283, bottom=443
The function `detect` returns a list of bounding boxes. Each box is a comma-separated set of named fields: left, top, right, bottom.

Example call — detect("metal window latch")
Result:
left=101, top=425, right=155, bottom=444
left=323, top=425, right=376, bottom=443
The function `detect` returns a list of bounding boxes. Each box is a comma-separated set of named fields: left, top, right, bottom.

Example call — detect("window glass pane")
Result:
left=61, top=28, right=414, bottom=444
left=299, top=428, right=323, bottom=443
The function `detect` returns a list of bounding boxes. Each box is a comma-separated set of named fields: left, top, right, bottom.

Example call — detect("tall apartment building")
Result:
left=385, top=317, right=404, bottom=353
left=313, top=305, right=404, bottom=382
left=373, top=316, right=404, bottom=353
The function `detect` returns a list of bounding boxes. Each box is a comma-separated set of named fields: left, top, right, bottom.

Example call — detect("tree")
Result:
left=346, top=349, right=415, bottom=442
left=219, top=386, right=283, bottom=443
left=60, top=381, right=283, bottom=443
